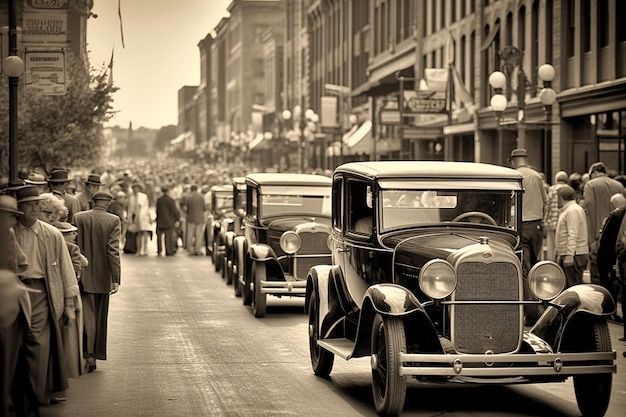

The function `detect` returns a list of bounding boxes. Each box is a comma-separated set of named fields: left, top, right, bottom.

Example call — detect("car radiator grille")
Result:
left=294, top=231, right=330, bottom=280
left=452, top=262, right=521, bottom=354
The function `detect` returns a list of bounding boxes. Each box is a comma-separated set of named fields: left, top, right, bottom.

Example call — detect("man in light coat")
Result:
left=14, top=185, right=79, bottom=410
left=555, top=186, right=589, bottom=288
left=74, top=191, right=121, bottom=372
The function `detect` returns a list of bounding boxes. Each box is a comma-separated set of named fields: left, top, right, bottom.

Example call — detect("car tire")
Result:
left=308, top=292, right=334, bottom=377
left=371, top=313, right=406, bottom=417
left=233, top=255, right=242, bottom=297
left=242, top=263, right=252, bottom=306
left=252, top=262, right=267, bottom=318
left=573, top=317, right=612, bottom=417
left=213, top=241, right=219, bottom=271
left=221, top=256, right=227, bottom=279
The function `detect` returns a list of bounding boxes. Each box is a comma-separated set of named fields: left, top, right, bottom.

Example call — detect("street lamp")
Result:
left=489, top=47, right=556, bottom=158
left=281, top=106, right=318, bottom=173
left=5, top=0, right=25, bottom=182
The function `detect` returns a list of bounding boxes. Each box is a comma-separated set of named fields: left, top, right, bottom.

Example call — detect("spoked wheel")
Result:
left=573, top=318, right=613, bottom=417
left=371, top=313, right=406, bottom=417
left=308, top=292, right=334, bottom=377
left=252, top=262, right=267, bottom=317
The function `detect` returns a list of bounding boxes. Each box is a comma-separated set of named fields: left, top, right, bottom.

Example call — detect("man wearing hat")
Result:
left=580, top=161, right=625, bottom=246
left=0, top=195, right=33, bottom=416
left=155, top=184, right=181, bottom=256
left=25, top=172, right=48, bottom=194
left=508, top=148, right=548, bottom=325
left=13, top=185, right=79, bottom=409
left=77, top=173, right=102, bottom=213
left=48, top=168, right=81, bottom=224
left=74, top=191, right=121, bottom=373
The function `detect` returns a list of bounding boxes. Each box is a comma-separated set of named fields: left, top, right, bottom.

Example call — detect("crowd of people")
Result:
left=509, top=149, right=626, bottom=346
left=1, top=153, right=626, bottom=415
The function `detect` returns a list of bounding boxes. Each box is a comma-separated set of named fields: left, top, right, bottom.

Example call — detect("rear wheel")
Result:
left=226, top=255, right=233, bottom=285
left=573, top=318, right=612, bottom=417
left=233, top=254, right=242, bottom=297
left=371, top=313, right=406, bottom=417
left=308, top=292, right=334, bottom=377
left=242, top=263, right=252, bottom=306
left=252, top=263, right=267, bottom=317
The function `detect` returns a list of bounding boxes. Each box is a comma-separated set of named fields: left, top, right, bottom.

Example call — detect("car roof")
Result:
left=335, top=161, right=523, bottom=181
left=246, top=173, right=332, bottom=187
left=210, top=184, right=233, bottom=192
left=232, top=177, right=246, bottom=185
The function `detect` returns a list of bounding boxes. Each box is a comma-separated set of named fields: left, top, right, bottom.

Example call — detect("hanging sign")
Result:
left=24, top=50, right=66, bottom=95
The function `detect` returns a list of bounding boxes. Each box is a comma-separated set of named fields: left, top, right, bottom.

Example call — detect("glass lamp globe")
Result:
left=539, top=88, right=557, bottom=106
left=282, top=109, right=292, bottom=120
left=537, top=64, right=556, bottom=82
left=490, top=94, right=508, bottom=112
left=489, top=71, right=506, bottom=89
left=3, top=56, right=24, bottom=77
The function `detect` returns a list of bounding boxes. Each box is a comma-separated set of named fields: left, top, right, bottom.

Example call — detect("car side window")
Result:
left=332, top=177, right=343, bottom=230
left=347, top=180, right=373, bottom=236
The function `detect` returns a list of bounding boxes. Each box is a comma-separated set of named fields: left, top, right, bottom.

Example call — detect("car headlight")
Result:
left=419, top=259, right=457, bottom=299
left=280, top=231, right=301, bottom=254
left=528, top=261, right=565, bottom=300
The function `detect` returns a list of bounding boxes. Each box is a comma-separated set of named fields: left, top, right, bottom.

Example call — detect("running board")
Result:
left=317, top=338, right=356, bottom=360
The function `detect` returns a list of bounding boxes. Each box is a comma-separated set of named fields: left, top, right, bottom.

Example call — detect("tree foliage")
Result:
left=0, top=51, right=118, bottom=176
left=154, top=124, right=178, bottom=151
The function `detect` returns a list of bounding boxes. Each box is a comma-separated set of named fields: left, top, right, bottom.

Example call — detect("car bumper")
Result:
left=396, top=351, right=617, bottom=378
left=259, top=279, right=306, bottom=295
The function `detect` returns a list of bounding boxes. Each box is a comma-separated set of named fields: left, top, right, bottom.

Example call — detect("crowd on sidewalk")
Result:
left=1, top=153, right=626, bottom=416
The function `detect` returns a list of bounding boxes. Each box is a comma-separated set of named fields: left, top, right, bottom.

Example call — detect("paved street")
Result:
left=38, top=239, right=625, bottom=417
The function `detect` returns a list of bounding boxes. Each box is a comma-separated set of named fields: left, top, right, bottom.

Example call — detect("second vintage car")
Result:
left=205, top=184, right=234, bottom=273
left=306, top=161, right=616, bottom=417
left=234, top=173, right=333, bottom=317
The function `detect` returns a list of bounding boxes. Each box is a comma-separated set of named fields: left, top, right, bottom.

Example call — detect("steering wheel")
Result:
left=451, top=211, right=497, bottom=225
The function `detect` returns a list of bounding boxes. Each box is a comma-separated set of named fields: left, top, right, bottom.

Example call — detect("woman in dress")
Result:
left=128, top=181, right=152, bottom=256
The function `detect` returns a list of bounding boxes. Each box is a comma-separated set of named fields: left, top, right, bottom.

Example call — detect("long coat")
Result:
left=156, top=193, right=180, bottom=228
left=184, top=191, right=205, bottom=224
left=74, top=207, right=121, bottom=293
left=128, top=191, right=152, bottom=231
left=580, top=174, right=625, bottom=243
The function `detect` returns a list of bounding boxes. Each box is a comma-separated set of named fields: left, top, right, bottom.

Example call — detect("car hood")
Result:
left=381, top=227, right=518, bottom=265
left=264, top=216, right=331, bottom=232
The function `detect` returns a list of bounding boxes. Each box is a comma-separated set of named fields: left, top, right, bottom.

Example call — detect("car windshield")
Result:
left=234, top=188, right=246, bottom=210
left=380, top=189, right=517, bottom=232
left=260, top=188, right=331, bottom=217
left=214, top=192, right=233, bottom=213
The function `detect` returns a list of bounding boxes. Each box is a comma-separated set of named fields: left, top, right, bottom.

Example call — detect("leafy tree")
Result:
left=154, top=124, right=178, bottom=151
left=0, top=51, right=118, bottom=176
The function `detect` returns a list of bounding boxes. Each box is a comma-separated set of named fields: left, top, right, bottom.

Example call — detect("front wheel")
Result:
left=573, top=318, right=612, bottom=417
left=308, top=292, right=334, bottom=377
left=252, top=262, right=267, bottom=317
left=371, top=313, right=406, bottom=417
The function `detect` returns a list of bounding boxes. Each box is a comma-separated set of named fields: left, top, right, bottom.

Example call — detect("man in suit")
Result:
left=76, top=173, right=102, bottom=213
left=183, top=184, right=206, bottom=256
left=155, top=185, right=181, bottom=256
left=47, top=168, right=81, bottom=224
left=74, top=191, right=121, bottom=373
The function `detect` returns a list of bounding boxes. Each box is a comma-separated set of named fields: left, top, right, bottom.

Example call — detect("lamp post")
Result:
left=5, top=0, right=25, bottom=182
left=281, top=106, right=318, bottom=173
left=489, top=49, right=556, bottom=166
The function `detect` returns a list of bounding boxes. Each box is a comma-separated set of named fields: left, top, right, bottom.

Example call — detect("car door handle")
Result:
left=337, top=246, right=349, bottom=253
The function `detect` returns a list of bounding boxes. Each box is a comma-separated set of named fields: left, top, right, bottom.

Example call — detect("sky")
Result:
left=87, top=0, right=232, bottom=130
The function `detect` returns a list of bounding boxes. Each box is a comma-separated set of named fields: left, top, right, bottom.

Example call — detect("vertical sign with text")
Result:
left=24, top=50, right=66, bottom=95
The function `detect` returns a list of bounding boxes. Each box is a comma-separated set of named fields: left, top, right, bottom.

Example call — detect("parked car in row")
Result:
left=232, top=173, right=333, bottom=317
left=223, top=176, right=246, bottom=288
left=205, top=184, right=234, bottom=273
left=305, top=161, right=617, bottom=417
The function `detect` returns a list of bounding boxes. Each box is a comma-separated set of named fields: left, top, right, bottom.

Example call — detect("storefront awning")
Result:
left=346, top=121, right=372, bottom=154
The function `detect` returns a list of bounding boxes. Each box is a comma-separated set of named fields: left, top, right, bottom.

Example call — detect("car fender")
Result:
left=225, top=231, right=236, bottom=259
left=247, top=243, right=284, bottom=281
left=532, top=284, right=616, bottom=349
left=352, top=284, right=441, bottom=358
left=233, top=236, right=246, bottom=277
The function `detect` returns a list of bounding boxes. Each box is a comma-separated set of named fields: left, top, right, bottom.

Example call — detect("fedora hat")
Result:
left=130, top=181, right=144, bottom=190
left=0, top=195, right=23, bottom=216
left=15, top=185, right=44, bottom=204
left=507, top=148, right=529, bottom=161
left=83, top=173, right=102, bottom=186
left=25, top=172, right=47, bottom=185
left=92, top=191, right=113, bottom=201
left=55, top=221, right=77, bottom=233
left=47, top=169, right=71, bottom=183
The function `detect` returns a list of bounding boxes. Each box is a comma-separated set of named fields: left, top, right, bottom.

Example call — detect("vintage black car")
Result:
left=223, top=176, right=246, bottom=288
left=234, top=173, right=332, bottom=317
left=305, top=161, right=616, bottom=417
left=205, top=184, right=234, bottom=273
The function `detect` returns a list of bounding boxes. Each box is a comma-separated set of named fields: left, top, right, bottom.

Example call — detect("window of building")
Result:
left=599, top=0, right=609, bottom=48
left=518, top=5, right=526, bottom=53
left=505, top=12, right=512, bottom=46
left=567, top=0, right=575, bottom=58
left=582, top=0, right=591, bottom=53
left=619, top=0, right=626, bottom=43
left=531, top=1, right=539, bottom=92
left=546, top=0, right=553, bottom=63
